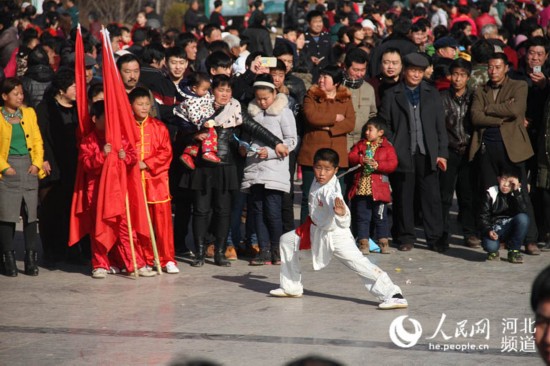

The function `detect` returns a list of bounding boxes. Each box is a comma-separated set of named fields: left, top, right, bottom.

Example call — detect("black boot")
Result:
left=214, top=243, right=231, bottom=267
left=2, top=251, right=17, bottom=277
left=191, top=241, right=205, bottom=267
left=24, top=250, right=39, bottom=276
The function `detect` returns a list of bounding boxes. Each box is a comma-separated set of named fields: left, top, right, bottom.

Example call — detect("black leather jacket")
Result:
left=179, top=107, right=283, bottom=167
left=479, top=186, right=529, bottom=235
left=440, top=87, right=473, bottom=155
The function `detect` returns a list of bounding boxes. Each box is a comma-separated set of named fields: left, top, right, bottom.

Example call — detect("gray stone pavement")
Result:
left=0, top=198, right=548, bottom=365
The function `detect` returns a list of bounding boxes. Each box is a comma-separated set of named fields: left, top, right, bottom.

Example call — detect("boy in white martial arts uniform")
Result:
left=270, top=148, right=408, bottom=309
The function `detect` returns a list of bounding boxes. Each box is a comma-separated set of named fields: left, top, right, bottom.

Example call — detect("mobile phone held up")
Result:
left=260, top=57, right=277, bottom=68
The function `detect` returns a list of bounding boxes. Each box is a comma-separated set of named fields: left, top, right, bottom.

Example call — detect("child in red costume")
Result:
left=129, top=87, right=178, bottom=273
left=81, top=101, right=156, bottom=279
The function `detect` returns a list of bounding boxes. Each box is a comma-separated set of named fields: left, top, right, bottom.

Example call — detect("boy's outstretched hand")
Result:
left=334, top=197, right=346, bottom=216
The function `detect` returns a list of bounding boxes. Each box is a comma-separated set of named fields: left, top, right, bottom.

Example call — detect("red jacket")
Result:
left=79, top=130, right=137, bottom=209
left=135, top=116, right=172, bottom=203
left=347, top=137, right=398, bottom=203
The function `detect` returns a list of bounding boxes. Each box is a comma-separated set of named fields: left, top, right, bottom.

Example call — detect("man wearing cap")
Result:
left=470, top=52, right=540, bottom=255
left=433, top=36, right=460, bottom=91
left=379, top=52, right=448, bottom=252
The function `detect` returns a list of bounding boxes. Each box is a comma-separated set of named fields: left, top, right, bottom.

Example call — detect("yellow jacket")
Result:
left=0, top=106, right=45, bottom=179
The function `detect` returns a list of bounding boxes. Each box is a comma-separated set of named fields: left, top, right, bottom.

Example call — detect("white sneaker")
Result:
left=108, top=266, right=121, bottom=274
left=92, top=268, right=108, bottom=279
left=379, top=297, right=408, bottom=310
left=137, top=267, right=157, bottom=277
left=164, top=261, right=180, bottom=274
left=269, top=288, right=302, bottom=298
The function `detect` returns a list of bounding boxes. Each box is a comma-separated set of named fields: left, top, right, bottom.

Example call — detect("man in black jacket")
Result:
left=439, top=58, right=480, bottom=248
left=379, top=53, right=448, bottom=252
left=479, top=168, right=530, bottom=263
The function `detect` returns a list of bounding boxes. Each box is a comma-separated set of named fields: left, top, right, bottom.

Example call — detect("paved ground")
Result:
left=0, top=194, right=548, bottom=365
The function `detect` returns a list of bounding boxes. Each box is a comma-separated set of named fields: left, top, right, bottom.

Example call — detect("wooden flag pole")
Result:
left=141, top=171, right=162, bottom=275
left=125, top=193, right=139, bottom=278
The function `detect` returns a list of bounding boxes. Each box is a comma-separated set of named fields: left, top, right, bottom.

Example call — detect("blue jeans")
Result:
left=251, top=185, right=283, bottom=252
left=227, top=192, right=257, bottom=247
left=353, top=195, right=389, bottom=241
left=482, top=213, right=530, bottom=253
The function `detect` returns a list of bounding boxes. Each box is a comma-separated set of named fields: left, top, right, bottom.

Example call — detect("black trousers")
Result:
left=390, top=153, right=443, bottom=246
left=439, top=150, right=477, bottom=238
left=477, top=141, right=538, bottom=243
left=282, top=150, right=297, bottom=233
left=173, top=188, right=194, bottom=253
left=192, top=188, right=232, bottom=249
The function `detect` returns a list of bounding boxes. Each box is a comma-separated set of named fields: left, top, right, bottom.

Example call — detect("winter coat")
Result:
left=346, top=81, right=377, bottom=150
left=21, top=64, right=54, bottom=108
left=479, top=185, right=529, bottom=235
left=298, top=85, right=355, bottom=167
left=378, top=80, right=448, bottom=173
left=440, top=87, right=474, bottom=155
left=35, top=97, right=79, bottom=186
left=241, top=93, right=297, bottom=193
left=469, top=77, right=533, bottom=163
left=347, top=137, right=398, bottom=203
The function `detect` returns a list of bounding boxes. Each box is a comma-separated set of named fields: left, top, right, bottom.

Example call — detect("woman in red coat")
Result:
left=348, top=117, right=398, bottom=254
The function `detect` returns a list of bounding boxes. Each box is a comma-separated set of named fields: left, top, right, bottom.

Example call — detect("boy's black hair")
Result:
left=187, top=72, right=212, bottom=88
left=313, top=148, right=339, bottom=167
left=362, top=116, right=388, bottom=137
left=531, top=265, right=550, bottom=311
left=270, top=59, right=287, bottom=73
left=165, top=46, right=187, bottom=61
left=205, top=51, right=233, bottom=75
left=87, top=82, right=103, bottom=102
left=90, top=100, right=105, bottom=118
left=128, top=86, right=152, bottom=104
left=499, top=166, right=520, bottom=179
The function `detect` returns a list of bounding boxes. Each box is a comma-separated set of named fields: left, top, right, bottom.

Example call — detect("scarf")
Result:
left=343, top=72, right=364, bottom=89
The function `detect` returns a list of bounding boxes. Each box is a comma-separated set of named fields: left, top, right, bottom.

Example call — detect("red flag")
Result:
left=93, top=28, right=150, bottom=249
left=68, top=24, right=93, bottom=246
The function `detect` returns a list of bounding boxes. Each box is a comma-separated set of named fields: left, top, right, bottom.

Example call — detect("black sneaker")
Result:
left=271, top=247, right=281, bottom=265
left=250, top=250, right=272, bottom=266
left=508, top=250, right=524, bottom=264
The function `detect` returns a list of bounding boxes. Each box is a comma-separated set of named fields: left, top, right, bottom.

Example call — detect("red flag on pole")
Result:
left=92, top=28, right=150, bottom=249
left=68, top=24, right=93, bottom=246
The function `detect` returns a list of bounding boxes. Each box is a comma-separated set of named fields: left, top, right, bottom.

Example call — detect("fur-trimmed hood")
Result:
left=248, top=92, right=289, bottom=117
left=308, top=85, right=351, bottom=103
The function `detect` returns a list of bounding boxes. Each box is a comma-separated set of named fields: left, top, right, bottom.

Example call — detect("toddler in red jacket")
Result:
left=348, top=117, right=398, bottom=255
